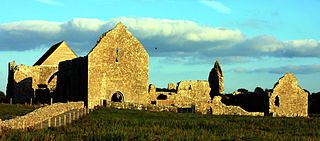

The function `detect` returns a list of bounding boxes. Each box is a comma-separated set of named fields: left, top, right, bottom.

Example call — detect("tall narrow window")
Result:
left=116, top=48, right=119, bottom=62
left=275, top=96, right=280, bottom=107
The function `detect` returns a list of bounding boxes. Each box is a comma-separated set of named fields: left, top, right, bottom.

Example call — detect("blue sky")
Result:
left=0, top=0, right=320, bottom=93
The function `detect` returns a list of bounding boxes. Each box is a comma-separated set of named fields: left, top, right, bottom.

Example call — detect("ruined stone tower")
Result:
left=208, top=61, right=224, bottom=99
left=269, top=73, right=308, bottom=117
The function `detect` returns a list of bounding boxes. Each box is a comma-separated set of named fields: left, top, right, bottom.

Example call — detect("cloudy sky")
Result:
left=0, top=0, right=320, bottom=93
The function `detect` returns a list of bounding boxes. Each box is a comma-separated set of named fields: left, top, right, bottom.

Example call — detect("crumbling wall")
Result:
left=150, top=81, right=210, bottom=108
left=168, top=82, right=176, bottom=91
left=7, top=41, right=77, bottom=104
left=211, top=96, right=264, bottom=116
left=175, top=80, right=211, bottom=105
left=269, top=73, right=308, bottom=117
left=220, top=93, right=269, bottom=113
left=87, top=23, right=149, bottom=108
left=6, top=61, right=58, bottom=103
left=148, top=84, right=157, bottom=102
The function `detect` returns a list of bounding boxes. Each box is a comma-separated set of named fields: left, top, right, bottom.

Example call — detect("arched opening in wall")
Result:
left=157, top=94, right=167, bottom=100
left=35, top=84, right=50, bottom=104
left=275, top=96, right=280, bottom=107
left=111, top=91, right=124, bottom=102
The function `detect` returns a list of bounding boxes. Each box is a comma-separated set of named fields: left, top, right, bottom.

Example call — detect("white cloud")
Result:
left=0, top=20, right=62, bottom=33
left=63, top=18, right=107, bottom=31
left=200, top=0, right=232, bottom=14
left=114, top=17, right=244, bottom=42
left=255, top=64, right=320, bottom=74
left=285, top=39, right=319, bottom=49
left=35, top=0, right=63, bottom=6
left=0, top=17, right=320, bottom=60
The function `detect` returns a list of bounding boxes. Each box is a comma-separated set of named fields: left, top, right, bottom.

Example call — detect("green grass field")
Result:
left=0, top=103, right=36, bottom=120
left=2, top=107, right=320, bottom=140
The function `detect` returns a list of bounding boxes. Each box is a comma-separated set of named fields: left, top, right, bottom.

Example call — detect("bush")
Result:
left=0, top=91, right=5, bottom=102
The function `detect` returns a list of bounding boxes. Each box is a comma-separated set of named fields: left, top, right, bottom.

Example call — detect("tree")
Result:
left=254, top=87, right=264, bottom=94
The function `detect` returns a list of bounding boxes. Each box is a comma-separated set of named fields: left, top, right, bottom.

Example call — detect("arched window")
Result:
left=111, top=91, right=124, bottom=102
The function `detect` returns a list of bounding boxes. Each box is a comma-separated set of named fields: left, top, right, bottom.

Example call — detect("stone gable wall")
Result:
left=269, top=73, right=308, bottom=117
left=87, top=23, right=149, bottom=108
left=39, top=42, right=77, bottom=66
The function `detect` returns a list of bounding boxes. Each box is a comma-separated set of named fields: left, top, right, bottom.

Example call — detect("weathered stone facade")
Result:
left=58, top=23, right=149, bottom=108
left=88, top=23, right=149, bottom=108
left=269, top=73, right=308, bottom=117
left=6, top=41, right=77, bottom=104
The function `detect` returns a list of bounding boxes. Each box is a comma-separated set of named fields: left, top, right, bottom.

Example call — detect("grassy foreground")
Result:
left=2, top=107, right=320, bottom=140
left=0, top=103, right=36, bottom=120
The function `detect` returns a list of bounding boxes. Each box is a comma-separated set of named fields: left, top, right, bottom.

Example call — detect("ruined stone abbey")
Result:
left=6, top=23, right=309, bottom=117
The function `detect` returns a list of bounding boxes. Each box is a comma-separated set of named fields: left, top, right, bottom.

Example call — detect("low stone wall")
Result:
left=103, top=102, right=178, bottom=113
left=211, top=96, right=264, bottom=116
left=0, top=102, right=84, bottom=132
left=102, top=101, right=212, bottom=115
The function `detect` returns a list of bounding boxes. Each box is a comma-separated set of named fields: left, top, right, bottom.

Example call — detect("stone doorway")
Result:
left=111, top=91, right=124, bottom=102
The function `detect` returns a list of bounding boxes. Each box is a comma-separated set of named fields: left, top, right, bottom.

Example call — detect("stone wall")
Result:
left=101, top=102, right=178, bottom=113
left=148, top=84, right=157, bottom=102
left=211, top=96, right=264, bottom=116
left=0, top=102, right=84, bottom=131
left=87, top=23, right=149, bottom=108
left=168, top=83, right=176, bottom=91
left=6, top=61, right=58, bottom=104
left=7, top=41, right=77, bottom=104
left=149, top=81, right=210, bottom=108
left=220, top=93, right=268, bottom=113
left=57, top=57, right=88, bottom=104
left=269, top=73, right=308, bottom=117
left=175, top=80, right=211, bottom=105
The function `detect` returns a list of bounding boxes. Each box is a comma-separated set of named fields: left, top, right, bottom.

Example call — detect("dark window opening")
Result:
left=275, top=96, right=280, bottom=107
left=116, top=48, right=119, bottom=62
left=111, top=91, right=123, bottom=102
left=189, top=85, right=192, bottom=90
left=151, top=101, right=156, bottom=105
left=103, top=100, right=107, bottom=107
left=157, top=94, right=167, bottom=100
